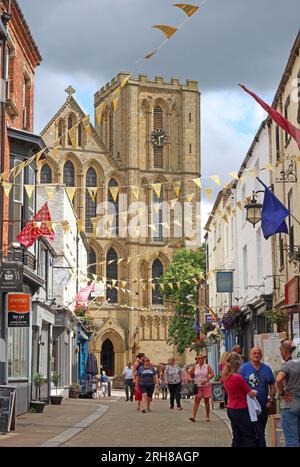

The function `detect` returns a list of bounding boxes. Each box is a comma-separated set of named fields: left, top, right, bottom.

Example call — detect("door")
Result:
left=101, top=339, right=115, bottom=376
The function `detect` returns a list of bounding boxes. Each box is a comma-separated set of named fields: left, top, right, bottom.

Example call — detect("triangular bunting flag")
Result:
left=187, top=193, right=195, bottom=202
left=35, top=149, right=45, bottom=163
left=237, top=201, right=243, bottom=211
left=109, top=185, right=119, bottom=202
left=131, top=186, right=140, bottom=200
left=229, top=172, right=239, bottom=180
left=66, top=187, right=76, bottom=202
left=192, top=178, right=201, bottom=188
left=44, top=185, right=56, bottom=201
left=82, top=115, right=92, bottom=140
left=68, top=126, right=77, bottom=148
left=52, top=145, right=59, bottom=158
left=174, top=4, right=199, bottom=17
left=173, top=181, right=181, bottom=196
left=77, top=219, right=85, bottom=232
left=149, top=224, right=157, bottom=232
left=24, top=185, right=35, bottom=200
left=205, top=188, right=213, bottom=200
left=170, top=198, right=178, bottom=210
left=87, top=187, right=98, bottom=202
left=96, top=102, right=104, bottom=126
left=153, top=25, right=178, bottom=39
left=152, top=183, right=162, bottom=199
left=210, top=175, right=221, bottom=186
left=61, top=220, right=70, bottom=232
left=2, top=181, right=12, bottom=197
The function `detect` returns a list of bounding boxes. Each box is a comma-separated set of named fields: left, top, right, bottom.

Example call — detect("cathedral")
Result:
left=39, top=72, right=201, bottom=376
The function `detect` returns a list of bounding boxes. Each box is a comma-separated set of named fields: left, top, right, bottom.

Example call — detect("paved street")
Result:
left=0, top=393, right=231, bottom=447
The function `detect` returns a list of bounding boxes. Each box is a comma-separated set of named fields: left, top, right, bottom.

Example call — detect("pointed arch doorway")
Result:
left=101, top=339, right=115, bottom=376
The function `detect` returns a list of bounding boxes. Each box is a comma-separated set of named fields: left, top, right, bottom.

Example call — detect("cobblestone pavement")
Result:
left=0, top=394, right=231, bottom=447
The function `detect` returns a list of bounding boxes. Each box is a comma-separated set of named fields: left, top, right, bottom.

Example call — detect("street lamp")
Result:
left=244, top=192, right=263, bottom=228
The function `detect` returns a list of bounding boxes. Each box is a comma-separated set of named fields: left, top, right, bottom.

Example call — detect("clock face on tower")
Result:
left=151, top=129, right=167, bottom=147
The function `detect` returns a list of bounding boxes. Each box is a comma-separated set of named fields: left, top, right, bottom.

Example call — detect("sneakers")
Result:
left=177, top=407, right=183, bottom=411
left=189, top=417, right=196, bottom=422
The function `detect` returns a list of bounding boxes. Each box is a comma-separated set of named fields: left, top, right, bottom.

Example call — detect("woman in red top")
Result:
left=222, top=352, right=258, bottom=447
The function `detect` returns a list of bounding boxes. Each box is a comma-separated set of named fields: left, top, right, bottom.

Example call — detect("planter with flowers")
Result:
left=221, top=307, right=245, bottom=333
left=190, top=337, right=207, bottom=354
left=200, top=322, right=215, bottom=336
left=207, top=324, right=224, bottom=344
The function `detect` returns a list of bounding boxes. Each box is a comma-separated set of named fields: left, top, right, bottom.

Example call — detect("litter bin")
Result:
left=108, top=381, right=111, bottom=397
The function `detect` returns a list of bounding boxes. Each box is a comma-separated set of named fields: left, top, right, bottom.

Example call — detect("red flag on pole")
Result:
left=240, top=84, right=300, bottom=149
left=17, top=202, right=55, bottom=248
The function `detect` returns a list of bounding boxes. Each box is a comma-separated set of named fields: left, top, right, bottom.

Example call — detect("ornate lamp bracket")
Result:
left=275, top=160, right=297, bottom=183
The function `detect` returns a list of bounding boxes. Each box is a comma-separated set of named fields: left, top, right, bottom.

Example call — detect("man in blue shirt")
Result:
left=240, top=346, right=276, bottom=447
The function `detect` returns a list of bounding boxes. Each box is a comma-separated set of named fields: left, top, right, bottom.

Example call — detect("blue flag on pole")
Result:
left=257, top=177, right=289, bottom=240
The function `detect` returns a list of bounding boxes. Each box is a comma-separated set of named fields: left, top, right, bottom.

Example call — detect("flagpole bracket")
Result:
left=275, top=160, right=297, bottom=184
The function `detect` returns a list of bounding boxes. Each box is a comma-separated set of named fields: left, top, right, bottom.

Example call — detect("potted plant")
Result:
left=50, top=372, right=63, bottom=405
left=221, top=307, right=245, bottom=332
left=200, top=322, right=215, bottom=335
left=69, top=382, right=80, bottom=398
left=30, top=373, right=46, bottom=413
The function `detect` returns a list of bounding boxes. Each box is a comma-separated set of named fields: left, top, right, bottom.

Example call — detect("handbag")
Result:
left=180, top=381, right=198, bottom=397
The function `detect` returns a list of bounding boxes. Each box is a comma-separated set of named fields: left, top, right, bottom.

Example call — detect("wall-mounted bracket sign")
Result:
left=0, top=262, right=23, bottom=291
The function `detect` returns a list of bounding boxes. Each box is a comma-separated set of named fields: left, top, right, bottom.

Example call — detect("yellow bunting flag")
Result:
left=121, top=281, right=127, bottom=288
left=52, top=145, right=59, bottom=159
left=35, top=149, right=45, bottom=163
left=87, top=187, right=98, bottom=202
left=2, top=181, right=12, bottom=197
left=152, top=25, right=178, bottom=39
left=76, top=219, right=85, bottom=232
left=96, top=102, right=104, bottom=125
left=144, top=50, right=157, bottom=60
left=149, top=224, right=157, bottom=232
left=229, top=172, right=239, bottom=180
left=152, top=183, right=162, bottom=199
left=24, top=185, right=34, bottom=200
left=82, top=115, right=92, bottom=140
left=66, top=187, right=76, bottom=202
left=160, top=283, right=165, bottom=291
left=112, top=93, right=120, bottom=112
left=210, top=175, right=221, bottom=186
left=237, top=201, right=243, bottom=211
left=176, top=282, right=181, bottom=289
left=187, top=193, right=195, bottom=202
left=14, top=162, right=26, bottom=178
left=131, top=186, right=140, bottom=200
left=222, top=214, right=228, bottom=224
left=265, top=163, right=274, bottom=172
left=205, top=188, right=213, bottom=199
left=226, top=206, right=232, bottom=215
left=173, top=181, right=181, bottom=196
left=192, top=177, right=201, bottom=188
left=91, top=217, right=98, bottom=238
left=68, top=126, right=77, bottom=148
left=61, top=220, right=70, bottom=233
left=170, top=198, right=178, bottom=210
left=109, top=185, right=119, bottom=202
left=120, top=76, right=130, bottom=89
left=45, top=185, right=56, bottom=200
left=168, top=283, right=174, bottom=290
left=173, top=4, right=199, bottom=17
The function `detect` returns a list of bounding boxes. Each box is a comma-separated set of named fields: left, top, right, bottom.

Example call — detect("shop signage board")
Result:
left=7, top=293, right=31, bottom=328
left=0, top=386, right=16, bottom=434
left=270, top=415, right=285, bottom=447
left=216, top=271, right=233, bottom=293
left=0, top=262, right=23, bottom=291
left=254, top=333, right=286, bottom=373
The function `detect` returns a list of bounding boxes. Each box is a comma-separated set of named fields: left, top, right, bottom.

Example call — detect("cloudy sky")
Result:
left=18, top=0, right=300, bottom=225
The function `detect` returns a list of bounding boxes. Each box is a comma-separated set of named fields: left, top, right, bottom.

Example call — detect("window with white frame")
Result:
left=8, top=327, right=29, bottom=379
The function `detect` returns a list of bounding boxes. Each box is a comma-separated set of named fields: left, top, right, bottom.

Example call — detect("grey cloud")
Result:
left=18, top=0, right=300, bottom=94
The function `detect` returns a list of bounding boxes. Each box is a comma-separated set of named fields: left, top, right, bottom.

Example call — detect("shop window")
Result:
left=8, top=327, right=29, bottom=379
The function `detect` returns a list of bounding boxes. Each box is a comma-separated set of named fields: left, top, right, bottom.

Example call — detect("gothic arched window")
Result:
left=106, top=248, right=118, bottom=303
left=108, top=178, right=119, bottom=237
left=63, top=160, right=75, bottom=187
left=153, top=105, right=163, bottom=169
left=58, top=119, right=65, bottom=146
left=40, top=163, right=52, bottom=184
left=88, top=247, right=97, bottom=281
left=85, top=167, right=97, bottom=232
left=153, top=183, right=163, bottom=242
left=152, top=259, right=164, bottom=305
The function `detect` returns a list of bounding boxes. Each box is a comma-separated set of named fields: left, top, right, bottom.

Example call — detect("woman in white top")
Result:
left=188, top=354, right=214, bottom=422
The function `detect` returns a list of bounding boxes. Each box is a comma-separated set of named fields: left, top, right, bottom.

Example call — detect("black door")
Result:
left=101, top=339, right=115, bottom=376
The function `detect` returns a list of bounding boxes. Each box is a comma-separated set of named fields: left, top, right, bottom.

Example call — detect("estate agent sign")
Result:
left=0, top=262, right=23, bottom=291
left=7, top=293, right=31, bottom=328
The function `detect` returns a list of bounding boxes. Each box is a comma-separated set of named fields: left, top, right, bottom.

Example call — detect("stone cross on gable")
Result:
left=65, top=85, right=76, bottom=97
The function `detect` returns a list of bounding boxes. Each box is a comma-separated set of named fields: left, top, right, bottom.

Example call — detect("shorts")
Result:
left=139, top=384, right=155, bottom=398
left=195, top=384, right=212, bottom=399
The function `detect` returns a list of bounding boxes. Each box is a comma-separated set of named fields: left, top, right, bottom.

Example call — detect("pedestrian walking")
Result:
left=100, top=370, right=109, bottom=397
left=133, top=353, right=145, bottom=411
left=189, top=354, right=214, bottom=422
left=222, top=352, right=258, bottom=447
left=276, top=339, right=300, bottom=447
left=239, top=346, right=276, bottom=446
left=136, top=357, right=158, bottom=413
left=165, top=358, right=183, bottom=410
left=219, top=352, right=229, bottom=407
left=158, top=365, right=168, bottom=400
left=232, top=344, right=241, bottom=354
left=123, top=361, right=135, bottom=401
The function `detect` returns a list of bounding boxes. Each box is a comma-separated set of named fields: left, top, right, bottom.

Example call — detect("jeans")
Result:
left=227, top=408, right=258, bottom=447
left=281, top=407, right=300, bottom=447
left=124, top=379, right=135, bottom=401
left=168, top=383, right=181, bottom=408
left=258, top=407, right=269, bottom=447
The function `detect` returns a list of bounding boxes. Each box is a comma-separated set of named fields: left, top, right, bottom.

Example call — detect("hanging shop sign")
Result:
left=216, top=271, right=233, bottom=293
left=0, top=262, right=23, bottom=291
left=7, top=293, right=31, bottom=328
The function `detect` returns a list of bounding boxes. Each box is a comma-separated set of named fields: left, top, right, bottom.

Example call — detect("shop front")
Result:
left=283, top=276, right=300, bottom=358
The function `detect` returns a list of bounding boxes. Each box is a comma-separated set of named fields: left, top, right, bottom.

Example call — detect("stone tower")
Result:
left=39, top=73, right=201, bottom=375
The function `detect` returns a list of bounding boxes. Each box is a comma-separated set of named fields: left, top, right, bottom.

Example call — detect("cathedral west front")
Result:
left=39, top=72, right=201, bottom=376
